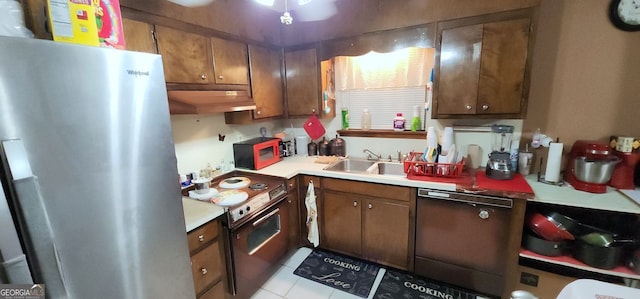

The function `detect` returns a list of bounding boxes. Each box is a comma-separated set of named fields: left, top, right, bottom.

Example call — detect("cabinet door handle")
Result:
left=288, top=199, right=292, bottom=203
left=368, top=203, right=372, bottom=209
left=256, top=110, right=262, bottom=115
left=218, top=75, right=224, bottom=80
left=200, top=74, right=207, bottom=80
left=353, top=201, right=357, bottom=207
left=479, top=209, right=490, bottom=219
left=198, top=235, right=205, bottom=242
left=201, top=268, right=208, bottom=275
left=465, top=105, right=472, bottom=110
left=482, top=104, right=489, bottom=111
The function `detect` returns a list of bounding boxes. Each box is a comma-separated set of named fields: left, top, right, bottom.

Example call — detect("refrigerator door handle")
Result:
left=2, top=139, right=69, bottom=297
left=0, top=179, right=33, bottom=284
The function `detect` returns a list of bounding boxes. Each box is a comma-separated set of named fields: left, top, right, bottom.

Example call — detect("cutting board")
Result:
left=475, top=170, right=534, bottom=194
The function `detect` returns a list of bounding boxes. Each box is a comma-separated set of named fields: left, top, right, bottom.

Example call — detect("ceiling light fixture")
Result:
left=166, top=0, right=215, bottom=7
left=255, top=0, right=275, bottom=6
left=280, top=0, right=293, bottom=25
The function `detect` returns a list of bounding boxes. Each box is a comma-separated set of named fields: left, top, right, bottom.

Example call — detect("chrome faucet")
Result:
left=363, top=149, right=382, bottom=161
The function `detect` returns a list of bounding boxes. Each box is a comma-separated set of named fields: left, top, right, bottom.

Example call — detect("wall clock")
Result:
left=610, top=0, right=640, bottom=31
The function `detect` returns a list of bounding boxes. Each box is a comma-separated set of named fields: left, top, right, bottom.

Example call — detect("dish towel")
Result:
left=305, top=181, right=319, bottom=247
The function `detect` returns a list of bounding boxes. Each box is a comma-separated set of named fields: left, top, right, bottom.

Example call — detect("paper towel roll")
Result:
left=544, top=142, right=563, bottom=182
left=295, top=136, right=309, bottom=156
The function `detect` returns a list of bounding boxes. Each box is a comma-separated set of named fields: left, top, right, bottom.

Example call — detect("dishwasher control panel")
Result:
left=417, top=188, right=513, bottom=208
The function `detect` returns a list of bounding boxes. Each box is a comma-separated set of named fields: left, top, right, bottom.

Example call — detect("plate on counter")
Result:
left=219, top=177, right=251, bottom=189
left=211, top=190, right=248, bottom=206
left=188, top=188, right=218, bottom=201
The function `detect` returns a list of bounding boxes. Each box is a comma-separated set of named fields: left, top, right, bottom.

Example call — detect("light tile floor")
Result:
left=251, top=247, right=387, bottom=299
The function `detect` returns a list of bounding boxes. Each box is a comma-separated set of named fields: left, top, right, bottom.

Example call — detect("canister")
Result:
left=295, top=135, right=309, bottom=156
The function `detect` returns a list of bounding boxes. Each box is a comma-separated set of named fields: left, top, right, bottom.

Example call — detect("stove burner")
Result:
left=249, top=183, right=268, bottom=190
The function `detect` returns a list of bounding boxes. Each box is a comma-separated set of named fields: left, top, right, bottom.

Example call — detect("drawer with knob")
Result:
left=190, top=238, right=222, bottom=295
left=187, top=220, right=219, bottom=254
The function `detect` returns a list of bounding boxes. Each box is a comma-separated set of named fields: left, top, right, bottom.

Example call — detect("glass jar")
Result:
left=361, top=109, right=371, bottom=131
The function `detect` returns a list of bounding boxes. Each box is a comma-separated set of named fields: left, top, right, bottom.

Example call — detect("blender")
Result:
left=486, top=124, right=515, bottom=180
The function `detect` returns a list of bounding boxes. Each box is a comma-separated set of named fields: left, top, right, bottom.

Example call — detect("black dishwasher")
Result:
left=415, top=188, right=513, bottom=297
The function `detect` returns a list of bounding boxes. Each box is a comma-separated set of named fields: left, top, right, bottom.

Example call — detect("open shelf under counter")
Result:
left=524, top=175, right=640, bottom=214
left=520, top=249, right=640, bottom=281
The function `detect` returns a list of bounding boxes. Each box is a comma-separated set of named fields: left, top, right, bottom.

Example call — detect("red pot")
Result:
left=527, top=212, right=575, bottom=242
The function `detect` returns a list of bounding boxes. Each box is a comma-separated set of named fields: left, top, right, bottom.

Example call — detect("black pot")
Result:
left=318, top=137, right=329, bottom=156
left=572, top=237, right=626, bottom=269
left=523, top=230, right=571, bottom=257
left=307, top=141, right=318, bottom=156
left=628, top=249, right=640, bottom=274
left=329, top=134, right=346, bottom=157
left=545, top=211, right=617, bottom=237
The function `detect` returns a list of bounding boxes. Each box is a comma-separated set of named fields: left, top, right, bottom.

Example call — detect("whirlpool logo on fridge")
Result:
left=126, top=70, right=150, bottom=77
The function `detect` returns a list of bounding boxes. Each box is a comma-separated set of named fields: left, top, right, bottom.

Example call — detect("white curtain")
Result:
left=334, top=47, right=435, bottom=90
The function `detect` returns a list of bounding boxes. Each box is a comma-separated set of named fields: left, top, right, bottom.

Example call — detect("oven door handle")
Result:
left=253, top=208, right=280, bottom=227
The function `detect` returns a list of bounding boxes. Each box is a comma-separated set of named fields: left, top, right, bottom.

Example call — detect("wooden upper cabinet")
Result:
left=433, top=8, right=534, bottom=119
left=211, top=37, right=249, bottom=85
left=436, top=24, right=483, bottom=116
left=478, top=19, right=530, bottom=115
left=248, top=45, right=284, bottom=119
left=122, top=18, right=157, bottom=54
left=285, top=47, right=321, bottom=117
left=155, top=25, right=213, bottom=84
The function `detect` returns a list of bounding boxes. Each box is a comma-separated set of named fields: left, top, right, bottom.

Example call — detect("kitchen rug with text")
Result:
left=293, top=249, right=381, bottom=298
left=372, top=269, right=493, bottom=299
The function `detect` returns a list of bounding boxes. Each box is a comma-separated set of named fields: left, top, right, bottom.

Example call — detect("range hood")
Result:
left=167, top=90, right=256, bottom=114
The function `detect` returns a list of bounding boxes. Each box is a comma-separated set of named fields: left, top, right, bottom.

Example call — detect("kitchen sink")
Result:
left=371, top=162, right=405, bottom=176
left=323, top=159, right=377, bottom=173
left=324, top=159, right=406, bottom=177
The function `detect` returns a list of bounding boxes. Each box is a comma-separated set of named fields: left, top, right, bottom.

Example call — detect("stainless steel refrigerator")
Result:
left=0, top=36, right=195, bottom=298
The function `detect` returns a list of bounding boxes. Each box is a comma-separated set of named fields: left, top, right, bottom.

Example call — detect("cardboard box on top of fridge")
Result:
left=46, top=0, right=125, bottom=49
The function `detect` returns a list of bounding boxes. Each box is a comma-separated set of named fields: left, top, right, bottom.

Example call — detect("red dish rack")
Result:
left=403, top=152, right=465, bottom=179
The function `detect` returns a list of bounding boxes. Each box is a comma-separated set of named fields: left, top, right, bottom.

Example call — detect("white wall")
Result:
left=330, top=94, right=524, bottom=166
left=170, top=114, right=284, bottom=175
left=170, top=95, right=524, bottom=176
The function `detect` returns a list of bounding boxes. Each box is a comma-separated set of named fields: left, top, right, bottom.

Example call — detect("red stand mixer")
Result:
left=609, top=136, right=640, bottom=190
left=564, top=140, right=620, bottom=193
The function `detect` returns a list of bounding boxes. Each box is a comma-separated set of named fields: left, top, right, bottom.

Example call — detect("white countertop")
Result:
left=249, top=156, right=458, bottom=191
left=180, top=156, right=456, bottom=232
left=182, top=196, right=225, bottom=232
left=180, top=157, right=640, bottom=232
left=525, top=175, right=640, bottom=214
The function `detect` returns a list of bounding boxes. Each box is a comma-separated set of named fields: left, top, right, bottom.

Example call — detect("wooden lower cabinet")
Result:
left=321, top=178, right=414, bottom=270
left=187, top=219, right=226, bottom=299
left=286, top=178, right=300, bottom=250
left=511, top=265, right=576, bottom=299
left=198, top=282, right=225, bottom=299
left=323, top=190, right=362, bottom=257
left=363, top=198, right=410, bottom=269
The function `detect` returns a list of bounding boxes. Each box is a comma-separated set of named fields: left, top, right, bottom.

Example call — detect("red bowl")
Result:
left=527, top=212, right=575, bottom=242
